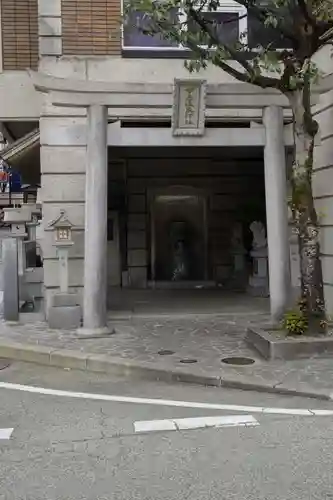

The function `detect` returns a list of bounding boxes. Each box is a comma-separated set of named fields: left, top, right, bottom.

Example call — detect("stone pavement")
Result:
left=0, top=308, right=333, bottom=400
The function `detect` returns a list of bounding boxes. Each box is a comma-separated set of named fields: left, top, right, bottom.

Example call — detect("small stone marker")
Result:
left=47, top=210, right=82, bottom=330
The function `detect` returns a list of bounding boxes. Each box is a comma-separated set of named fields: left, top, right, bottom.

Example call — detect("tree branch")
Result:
left=187, top=5, right=280, bottom=88
left=187, top=7, right=249, bottom=65
left=186, top=42, right=253, bottom=83
left=234, top=0, right=299, bottom=44
left=296, top=0, right=317, bottom=29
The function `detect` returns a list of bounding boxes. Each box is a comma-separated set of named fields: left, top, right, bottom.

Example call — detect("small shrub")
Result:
left=282, top=309, right=308, bottom=336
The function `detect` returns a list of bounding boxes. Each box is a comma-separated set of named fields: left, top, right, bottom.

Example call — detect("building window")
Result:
left=122, top=0, right=247, bottom=51
left=123, top=9, right=180, bottom=48
left=187, top=12, right=239, bottom=45
left=247, top=13, right=292, bottom=49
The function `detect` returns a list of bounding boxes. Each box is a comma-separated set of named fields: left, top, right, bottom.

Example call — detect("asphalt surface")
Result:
left=1, top=361, right=333, bottom=499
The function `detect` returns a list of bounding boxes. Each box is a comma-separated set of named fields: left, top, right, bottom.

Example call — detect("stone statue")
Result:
left=229, top=222, right=247, bottom=290
left=249, top=221, right=267, bottom=250
left=172, top=240, right=188, bottom=281
left=248, top=221, right=269, bottom=297
left=169, top=221, right=189, bottom=281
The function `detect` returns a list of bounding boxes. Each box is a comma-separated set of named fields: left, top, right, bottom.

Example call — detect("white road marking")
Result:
left=134, top=415, right=259, bottom=433
left=0, top=381, right=332, bottom=416
left=135, top=419, right=178, bottom=433
left=0, top=428, right=14, bottom=440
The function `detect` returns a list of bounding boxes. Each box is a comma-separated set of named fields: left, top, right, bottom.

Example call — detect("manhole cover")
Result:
left=0, top=358, right=11, bottom=370
left=180, top=359, right=198, bottom=364
left=221, top=357, right=255, bottom=366
left=158, top=350, right=175, bottom=356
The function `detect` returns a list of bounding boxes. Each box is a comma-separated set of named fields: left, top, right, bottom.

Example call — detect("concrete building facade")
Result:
left=1, top=0, right=333, bottom=331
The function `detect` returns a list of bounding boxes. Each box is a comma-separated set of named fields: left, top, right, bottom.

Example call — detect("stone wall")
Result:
left=38, top=0, right=62, bottom=58
left=0, top=71, right=41, bottom=120
left=120, top=155, right=265, bottom=287
left=313, top=89, right=333, bottom=315
left=39, top=106, right=87, bottom=315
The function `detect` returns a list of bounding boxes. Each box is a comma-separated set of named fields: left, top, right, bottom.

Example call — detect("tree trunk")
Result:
left=286, top=84, right=326, bottom=332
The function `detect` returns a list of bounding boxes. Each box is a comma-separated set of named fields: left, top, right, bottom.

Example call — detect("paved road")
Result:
left=1, top=361, right=333, bottom=499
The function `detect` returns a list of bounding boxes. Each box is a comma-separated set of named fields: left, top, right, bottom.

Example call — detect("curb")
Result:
left=0, top=340, right=331, bottom=401
left=246, top=325, right=333, bottom=360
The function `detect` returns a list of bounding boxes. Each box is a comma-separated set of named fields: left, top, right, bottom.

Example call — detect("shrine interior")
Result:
left=107, top=145, right=266, bottom=292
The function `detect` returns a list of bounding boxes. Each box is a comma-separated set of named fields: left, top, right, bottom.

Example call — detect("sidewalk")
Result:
left=0, top=312, right=333, bottom=401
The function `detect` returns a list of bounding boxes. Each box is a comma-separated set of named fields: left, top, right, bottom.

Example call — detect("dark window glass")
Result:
left=188, top=12, right=239, bottom=45
left=123, top=10, right=178, bottom=47
left=247, top=13, right=292, bottom=49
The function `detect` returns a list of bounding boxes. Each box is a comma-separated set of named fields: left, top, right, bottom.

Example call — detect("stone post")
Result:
left=263, top=106, right=291, bottom=320
left=81, top=104, right=111, bottom=335
left=58, top=247, right=69, bottom=293
left=25, top=205, right=41, bottom=269
left=26, top=204, right=41, bottom=241
left=2, top=238, right=19, bottom=321
left=3, top=206, right=33, bottom=306
left=4, top=206, right=32, bottom=277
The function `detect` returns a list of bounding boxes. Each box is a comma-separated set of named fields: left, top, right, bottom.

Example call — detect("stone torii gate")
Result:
left=31, top=70, right=296, bottom=334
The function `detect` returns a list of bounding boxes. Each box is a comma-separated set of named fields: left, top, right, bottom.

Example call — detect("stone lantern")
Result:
left=49, top=210, right=74, bottom=294
left=54, top=221, right=72, bottom=245
left=47, top=210, right=81, bottom=330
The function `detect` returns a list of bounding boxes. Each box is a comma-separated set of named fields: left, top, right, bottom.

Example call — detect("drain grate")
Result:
left=0, top=358, right=11, bottom=370
left=180, top=358, right=198, bottom=364
left=221, top=356, right=255, bottom=366
left=158, top=350, right=175, bottom=356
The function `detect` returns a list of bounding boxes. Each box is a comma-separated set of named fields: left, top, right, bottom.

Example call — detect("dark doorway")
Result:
left=151, top=190, right=207, bottom=282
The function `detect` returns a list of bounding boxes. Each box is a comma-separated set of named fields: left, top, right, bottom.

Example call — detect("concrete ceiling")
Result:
left=7, top=146, right=40, bottom=184
left=4, top=121, right=38, bottom=141
left=2, top=122, right=40, bottom=184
